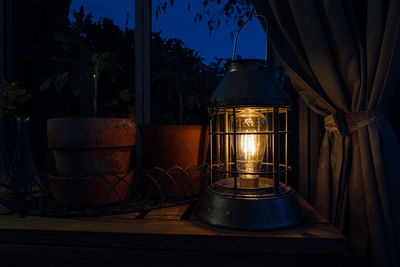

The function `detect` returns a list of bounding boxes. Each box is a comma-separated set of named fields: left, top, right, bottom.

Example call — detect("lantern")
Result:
left=197, top=59, right=302, bottom=230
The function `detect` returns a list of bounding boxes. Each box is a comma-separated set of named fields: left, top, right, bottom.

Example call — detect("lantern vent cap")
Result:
left=210, top=59, right=290, bottom=108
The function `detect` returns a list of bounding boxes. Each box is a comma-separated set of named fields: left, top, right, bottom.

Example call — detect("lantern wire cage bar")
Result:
left=208, top=106, right=290, bottom=198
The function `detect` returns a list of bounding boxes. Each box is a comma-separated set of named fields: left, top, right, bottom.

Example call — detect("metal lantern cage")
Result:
left=198, top=60, right=302, bottom=230
left=209, top=106, right=288, bottom=194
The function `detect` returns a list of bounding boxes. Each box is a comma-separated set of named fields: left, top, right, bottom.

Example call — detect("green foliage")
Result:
left=151, top=32, right=225, bottom=125
left=40, top=72, right=70, bottom=93
left=110, top=89, right=137, bottom=106
left=40, top=6, right=228, bottom=122
left=155, top=0, right=252, bottom=35
left=155, top=0, right=288, bottom=95
left=41, top=7, right=135, bottom=118
left=0, top=80, right=31, bottom=118
left=91, top=52, right=122, bottom=116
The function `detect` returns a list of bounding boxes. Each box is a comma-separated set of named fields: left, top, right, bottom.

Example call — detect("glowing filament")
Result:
left=231, top=109, right=267, bottom=188
left=242, top=134, right=256, bottom=156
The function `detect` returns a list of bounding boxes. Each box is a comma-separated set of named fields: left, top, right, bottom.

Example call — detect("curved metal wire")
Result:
left=0, top=163, right=209, bottom=217
left=232, top=9, right=269, bottom=63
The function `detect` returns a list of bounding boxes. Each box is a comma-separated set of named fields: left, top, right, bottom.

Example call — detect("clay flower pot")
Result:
left=141, top=124, right=208, bottom=198
left=47, top=117, right=136, bottom=208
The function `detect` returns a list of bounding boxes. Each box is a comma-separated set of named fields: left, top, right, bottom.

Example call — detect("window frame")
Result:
left=135, top=0, right=152, bottom=159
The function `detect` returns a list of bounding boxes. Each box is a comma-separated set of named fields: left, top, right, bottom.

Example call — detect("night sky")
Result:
left=69, top=0, right=266, bottom=64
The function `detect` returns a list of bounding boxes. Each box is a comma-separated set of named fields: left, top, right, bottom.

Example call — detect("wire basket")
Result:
left=0, top=163, right=209, bottom=217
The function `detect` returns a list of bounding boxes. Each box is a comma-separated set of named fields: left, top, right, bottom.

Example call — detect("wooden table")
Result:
left=0, top=196, right=348, bottom=267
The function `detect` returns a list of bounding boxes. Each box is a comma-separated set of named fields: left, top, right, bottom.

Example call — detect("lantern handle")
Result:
left=232, top=9, right=269, bottom=64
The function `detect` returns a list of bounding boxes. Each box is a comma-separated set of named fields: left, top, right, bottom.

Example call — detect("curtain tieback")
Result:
left=324, top=111, right=387, bottom=136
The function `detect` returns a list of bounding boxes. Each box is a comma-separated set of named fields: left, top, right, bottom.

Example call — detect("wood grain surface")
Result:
left=0, top=195, right=348, bottom=267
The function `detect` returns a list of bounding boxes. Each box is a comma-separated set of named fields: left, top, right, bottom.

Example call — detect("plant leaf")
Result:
left=55, top=72, right=69, bottom=91
left=40, top=77, right=54, bottom=91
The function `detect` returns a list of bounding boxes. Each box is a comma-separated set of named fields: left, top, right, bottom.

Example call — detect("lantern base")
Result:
left=197, top=187, right=302, bottom=230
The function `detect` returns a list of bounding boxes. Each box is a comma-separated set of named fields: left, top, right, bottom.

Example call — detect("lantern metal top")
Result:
left=210, top=59, right=290, bottom=108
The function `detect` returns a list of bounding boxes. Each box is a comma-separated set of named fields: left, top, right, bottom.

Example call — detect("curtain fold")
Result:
left=251, top=0, right=400, bottom=266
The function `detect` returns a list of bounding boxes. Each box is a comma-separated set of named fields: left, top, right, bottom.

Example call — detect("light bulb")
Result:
left=233, top=109, right=267, bottom=188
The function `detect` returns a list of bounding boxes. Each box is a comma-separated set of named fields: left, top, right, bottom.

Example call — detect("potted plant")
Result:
left=45, top=52, right=136, bottom=209
left=141, top=119, right=209, bottom=199
left=0, top=80, right=32, bottom=193
left=141, top=37, right=216, bottom=198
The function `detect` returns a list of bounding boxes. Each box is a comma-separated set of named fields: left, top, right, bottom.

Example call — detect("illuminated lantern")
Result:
left=198, top=59, right=302, bottom=229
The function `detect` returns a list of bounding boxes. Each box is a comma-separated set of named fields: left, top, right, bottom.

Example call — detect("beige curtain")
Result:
left=251, top=0, right=400, bottom=266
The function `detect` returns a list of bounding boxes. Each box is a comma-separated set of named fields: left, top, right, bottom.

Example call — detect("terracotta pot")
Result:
left=141, top=125, right=209, bottom=198
left=50, top=171, right=133, bottom=208
left=47, top=117, right=136, bottom=208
